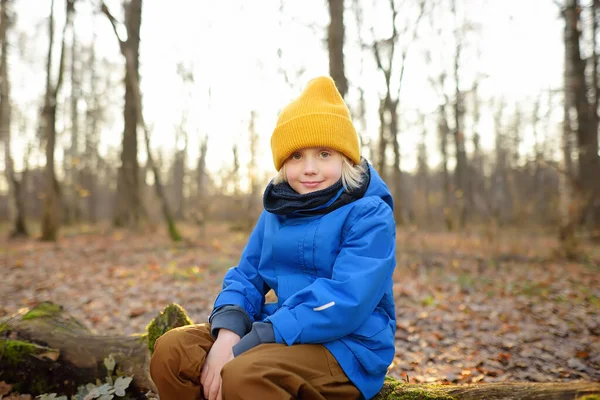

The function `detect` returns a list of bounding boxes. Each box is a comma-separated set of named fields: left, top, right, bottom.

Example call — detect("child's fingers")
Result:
left=202, top=369, right=214, bottom=400
left=209, top=375, right=221, bottom=400
left=200, top=363, right=208, bottom=386
left=216, top=381, right=222, bottom=400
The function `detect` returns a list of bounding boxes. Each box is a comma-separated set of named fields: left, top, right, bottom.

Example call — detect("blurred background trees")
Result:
left=0, top=0, right=598, bottom=250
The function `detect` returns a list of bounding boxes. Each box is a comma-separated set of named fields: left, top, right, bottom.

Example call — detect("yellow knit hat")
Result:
left=271, top=76, right=360, bottom=171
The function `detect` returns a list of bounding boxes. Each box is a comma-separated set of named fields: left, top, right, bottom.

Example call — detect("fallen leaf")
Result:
left=129, top=307, right=146, bottom=318
left=0, top=381, right=13, bottom=396
left=35, top=351, right=60, bottom=361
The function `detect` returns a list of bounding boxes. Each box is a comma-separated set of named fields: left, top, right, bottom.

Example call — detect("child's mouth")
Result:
left=302, top=181, right=323, bottom=188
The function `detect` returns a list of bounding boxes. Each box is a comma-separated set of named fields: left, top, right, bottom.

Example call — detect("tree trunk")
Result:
left=246, top=111, right=261, bottom=229
left=563, top=7, right=575, bottom=182
left=113, top=0, right=142, bottom=228
left=65, top=14, right=81, bottom=225
left=370, top=0, right=424, bottom=224
left=452, top=0, right=468, bottom=228
left=232, top=143, right=240, bottom=196
left=102, top=1, right=181, bottom=241
left=193, top=134, right=209, bottom=232
left=566, top=0, right=600, bottom=231
left=142, top=120, right=182, bottom=241
left=2, top=302, right=598, bottom=400
left=327, top=0, right=347, bottom=98
left=41, top=0, right=72, bottom=241
left=416, top=117, right=431, bottom=225
left=172, top=125, right=186, bottom=220
left=438, top=104, right=453, bottom=230
left=389, top=98, right=404, bottom=225
left=377, top=98, right=387, bottom=180
left=0, top=0, right=28, bottom=238
left=84, top=33, right=99, bottom=224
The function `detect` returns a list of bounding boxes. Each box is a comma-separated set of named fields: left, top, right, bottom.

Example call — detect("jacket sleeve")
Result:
left=211, top=211, right=269, bottom=322
left=265, top=199, right=396, bottom=345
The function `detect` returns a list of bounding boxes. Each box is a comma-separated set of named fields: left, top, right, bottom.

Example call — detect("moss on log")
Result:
left=1, top=301, right=599, bottom=399
left=144, top=303, right=192, bottom=353
left=373, top=379, right=600, bottom=400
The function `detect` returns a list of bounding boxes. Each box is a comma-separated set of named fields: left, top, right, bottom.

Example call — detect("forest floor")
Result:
left=1, top=222, right=599, bottom=398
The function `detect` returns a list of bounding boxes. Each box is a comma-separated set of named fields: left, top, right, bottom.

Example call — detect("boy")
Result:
left=150, top=76, right=396, bottom=400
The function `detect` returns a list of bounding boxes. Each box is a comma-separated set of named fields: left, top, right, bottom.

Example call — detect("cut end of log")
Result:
left=145, top=303, right=193, bottom=353
left=0, top=338, right=63, bottom=394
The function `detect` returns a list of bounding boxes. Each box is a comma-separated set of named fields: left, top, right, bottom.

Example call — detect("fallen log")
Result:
left=0, top=302, right=598, bottom=399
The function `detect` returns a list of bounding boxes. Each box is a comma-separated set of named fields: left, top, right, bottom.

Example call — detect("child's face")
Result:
left=284, top=147, right=344, bottom=194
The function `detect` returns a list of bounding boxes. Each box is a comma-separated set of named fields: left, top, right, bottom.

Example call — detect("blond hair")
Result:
left=273, top=156, right=367, bottom=192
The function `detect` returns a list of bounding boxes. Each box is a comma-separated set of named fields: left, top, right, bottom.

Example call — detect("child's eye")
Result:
left=320, top=152, right=330, bottom=158
left=291, top=153, right=302, bottom=160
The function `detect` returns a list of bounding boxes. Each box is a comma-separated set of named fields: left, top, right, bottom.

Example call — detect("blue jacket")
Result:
left=213, top=165, right=396, bottom=399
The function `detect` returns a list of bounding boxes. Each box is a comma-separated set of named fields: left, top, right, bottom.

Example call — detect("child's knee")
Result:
left=150, top=329, right=185, bottom=378
left=153, top=328, right=182, bottom=357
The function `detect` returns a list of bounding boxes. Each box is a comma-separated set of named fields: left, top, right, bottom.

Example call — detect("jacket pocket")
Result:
left=347, top=310, right=394, bottom=375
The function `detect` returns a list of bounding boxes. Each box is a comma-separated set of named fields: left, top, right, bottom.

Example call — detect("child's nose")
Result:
left=303, top=157, right=318, bottom=174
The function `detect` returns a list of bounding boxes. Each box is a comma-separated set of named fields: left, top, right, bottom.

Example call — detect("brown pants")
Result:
left=150, top=324, right=360, bottom=400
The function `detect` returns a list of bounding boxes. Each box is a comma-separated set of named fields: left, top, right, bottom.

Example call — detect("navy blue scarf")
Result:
left=263, top=164, right=371, bottom=216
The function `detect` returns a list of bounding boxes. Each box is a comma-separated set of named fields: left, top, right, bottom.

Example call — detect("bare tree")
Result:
left=371, top=0, right=426, bottom=225
left=172, top=62, right=194, bottom=220
left=429, top=71, right=453, bottom=229
left=171, top=122, right=187, bottom=219
left=491, top=99, right=511, bottom=224
left=328, top=0, right=347, bottom=98
left=0, top=0, right=27, bottom=237
left=438, top=102, right=452, bottom=230
left=450, top=0, right=469, bottom=228
left=101, top=1, right=182, bottom=241
left=246, top=110, right=261, bottom=229
left=416, top=114, right=431, bottom=224
left=192, top=133, right=209, bottom=229
left=40, top=0, right=73, bottom=241
left=82, top=34, right=101, bottom=224
left=65, top=7, right=82, bottom=225
left=231, top=144, right=240, bottom=196
left=470, top=78, right=487, bottom=219
left=350, top=0, right=372, bottom=154
left=564, top=0, right=600, bottom=231
left=110, top=0, right=143, bottom=228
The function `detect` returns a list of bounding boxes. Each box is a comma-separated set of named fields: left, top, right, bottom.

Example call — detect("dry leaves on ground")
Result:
left=0, top=223, right=598, bottom=391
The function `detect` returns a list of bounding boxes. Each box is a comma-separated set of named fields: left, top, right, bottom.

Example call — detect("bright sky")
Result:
left=4, top=0, right=565, bottom=190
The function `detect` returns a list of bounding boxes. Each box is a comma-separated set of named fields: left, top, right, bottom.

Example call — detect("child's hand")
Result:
left=200, top=329, right=239, bottom=400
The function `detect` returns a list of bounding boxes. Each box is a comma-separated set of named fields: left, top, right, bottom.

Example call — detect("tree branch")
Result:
left=53, top=0, right=74, bottom=99
left=99, top=1, right=126, bottom=55
left=396, top=0, right=427, bottom=99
